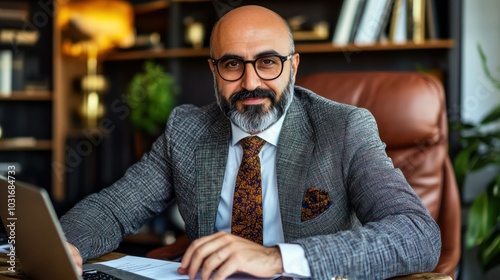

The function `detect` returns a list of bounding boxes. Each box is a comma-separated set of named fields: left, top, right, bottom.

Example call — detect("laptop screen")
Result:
left=0, top=177, right=81, bottom=280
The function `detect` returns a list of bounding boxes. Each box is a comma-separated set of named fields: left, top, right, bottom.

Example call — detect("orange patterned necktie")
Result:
left=231, top=136, right=266, bottom=244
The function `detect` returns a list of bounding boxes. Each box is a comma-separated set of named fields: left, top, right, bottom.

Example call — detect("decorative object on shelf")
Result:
left=184, top=16, right=205, bottom=49
left=0, top=29, right=39, bottom=46
left=454, top=44, right=500, bottom=272
left=133, top=32, right=163, bottom=50
left=126, top=61, right=179, bottom=159
left=58, top=0, right=134, bottom=128
left=288, top=15, right=329, bottom=41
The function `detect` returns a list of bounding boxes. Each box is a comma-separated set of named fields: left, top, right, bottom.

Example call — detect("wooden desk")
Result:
left=0, top=252, right=451, bottom=279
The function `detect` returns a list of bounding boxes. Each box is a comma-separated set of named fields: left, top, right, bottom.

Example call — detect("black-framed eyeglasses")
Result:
left=211, top=54, right=293, bottom=82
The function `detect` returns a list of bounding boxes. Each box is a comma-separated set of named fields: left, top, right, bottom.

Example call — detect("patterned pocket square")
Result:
left=301, top=187, right=332, bottom=222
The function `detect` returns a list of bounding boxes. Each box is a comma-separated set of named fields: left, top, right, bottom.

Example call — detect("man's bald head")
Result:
left=209, top=5, right=294, bottom=57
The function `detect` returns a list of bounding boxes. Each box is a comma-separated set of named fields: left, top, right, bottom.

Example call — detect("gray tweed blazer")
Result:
left=60, top=86, right=441, bottom=279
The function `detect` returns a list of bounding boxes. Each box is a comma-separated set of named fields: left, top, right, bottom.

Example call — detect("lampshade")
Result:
left=58, top=0, right=134, bottom=57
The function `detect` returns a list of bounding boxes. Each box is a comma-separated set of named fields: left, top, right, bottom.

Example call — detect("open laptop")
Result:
left=0, top=177, right=151, bottom=280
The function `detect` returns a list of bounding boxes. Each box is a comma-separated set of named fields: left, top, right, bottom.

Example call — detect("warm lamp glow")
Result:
left=59, top=0, right=134, bottom=56
left=58, top=0, right=134, bottom=128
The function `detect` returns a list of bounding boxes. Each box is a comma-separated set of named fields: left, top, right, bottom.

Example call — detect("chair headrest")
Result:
left=296, top=72, right=447, bottom=149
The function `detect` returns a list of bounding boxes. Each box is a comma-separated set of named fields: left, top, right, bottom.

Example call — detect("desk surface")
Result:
left=0, top=252, right=451, bottom=280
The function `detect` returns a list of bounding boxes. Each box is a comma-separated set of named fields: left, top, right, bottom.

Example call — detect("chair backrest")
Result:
left=296, top=71, right=461, bottom=279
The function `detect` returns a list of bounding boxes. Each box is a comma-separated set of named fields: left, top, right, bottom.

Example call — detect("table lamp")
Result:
left=58, top=0, right=134, bottom=128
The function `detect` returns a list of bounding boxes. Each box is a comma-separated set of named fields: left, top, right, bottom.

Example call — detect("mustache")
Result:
left=229, top=89, right=276, bottom=104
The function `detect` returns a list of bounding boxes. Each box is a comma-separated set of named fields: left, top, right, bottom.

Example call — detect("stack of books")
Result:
left=0, top=1, right=41, bottom=96
left=332, top=0, right=439, bottom=46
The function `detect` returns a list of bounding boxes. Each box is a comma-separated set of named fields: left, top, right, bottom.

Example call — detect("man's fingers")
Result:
left=179, top=232, right=283, bottom=280
left=214, top=246, right=283, bottom=279
left=200, top=249, right=231, bottom=280
left=181, top=232, right=230, bottom=279
left=181, top=231, right=226, bottom=270
left=66, top=242, right=83, bottom=275
left=188, top=233, right=230, bottom=279
left=209, top=253, right=240, bottom=280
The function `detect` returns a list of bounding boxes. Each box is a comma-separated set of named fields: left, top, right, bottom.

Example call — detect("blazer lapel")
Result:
left=277, top=99, right=315, bottom=242
left=195, top=113, right=231, bottom=238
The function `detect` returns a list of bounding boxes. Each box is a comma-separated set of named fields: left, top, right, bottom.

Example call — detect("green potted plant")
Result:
left=454, top=44, right=500, bottom=271
left=126, top=60, right=179, bottom=158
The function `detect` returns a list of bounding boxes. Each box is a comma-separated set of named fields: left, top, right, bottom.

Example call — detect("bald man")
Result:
left=61, top=5, right=441, bottom=280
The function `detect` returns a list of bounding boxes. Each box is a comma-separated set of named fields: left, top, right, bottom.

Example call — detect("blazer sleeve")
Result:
left=59, top=109, right=180, bottom=262
left=292, top=108, right=441, bottom=280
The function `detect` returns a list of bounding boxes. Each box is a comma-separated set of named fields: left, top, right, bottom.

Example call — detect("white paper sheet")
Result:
left=95, top=255, right=280, bottom=280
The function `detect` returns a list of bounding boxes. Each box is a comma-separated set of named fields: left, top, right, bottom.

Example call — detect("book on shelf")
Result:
left=332, top=0, right=365, bottom=45
left=0, top=50, right=13, bottom=95
left=425, top=0, right=439, bottom=39
left=411, top=0, right=426, bottom=43
left=348, top=0, right=368, bottom=43
left=12, top=52, right=25, bottom=92
left=376, top=0, right=395, bottom=42
left=406, top=0, right=427, bottom=43
left=354, top=0, right=394, bottom=45
left=389, top=0, right=407, bottom=42
left=0, top=50, right=27, bottom=95
left=387, top=0, right=439, bottom=43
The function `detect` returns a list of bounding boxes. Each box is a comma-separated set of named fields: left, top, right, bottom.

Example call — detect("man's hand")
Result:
left=66, top=242, right=83, bottom=275
left=178, top=232, right=283, bottom=280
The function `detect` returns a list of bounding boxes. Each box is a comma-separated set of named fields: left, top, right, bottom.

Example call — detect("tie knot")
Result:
left=240, top=136, right=266, bottom=156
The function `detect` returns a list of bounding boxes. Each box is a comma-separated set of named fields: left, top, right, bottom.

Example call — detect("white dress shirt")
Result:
left=215, top=108, right=311, bottom=278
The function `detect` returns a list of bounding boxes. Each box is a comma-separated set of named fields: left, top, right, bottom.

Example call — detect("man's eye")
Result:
left=222, top=59, right=241, bottom=69
left=259, top=57, right=278, bottom=67
left=263, top=59, right=274, bottom=64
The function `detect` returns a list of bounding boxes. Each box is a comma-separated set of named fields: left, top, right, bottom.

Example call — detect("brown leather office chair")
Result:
left=147, top=71, right=461, bottom=279
left=296, top=71, right=461, bottom=279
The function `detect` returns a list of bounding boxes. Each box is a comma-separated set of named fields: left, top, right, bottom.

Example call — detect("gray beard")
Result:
left=214, top=73, right=294, bottom=134
left=214, top=77, right=293, bottom=134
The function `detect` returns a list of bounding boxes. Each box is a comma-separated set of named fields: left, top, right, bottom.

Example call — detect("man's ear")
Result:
left=291, top=53, right=300, bottom=79
left=207, top=58, right=215, bottom=73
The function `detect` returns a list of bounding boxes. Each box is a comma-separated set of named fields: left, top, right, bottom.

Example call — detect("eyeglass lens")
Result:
left=216, top=55, right=286, bottom=81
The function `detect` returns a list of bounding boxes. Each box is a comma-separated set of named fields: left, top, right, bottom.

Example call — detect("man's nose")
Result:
left=240, top=63, right=261, bottom=91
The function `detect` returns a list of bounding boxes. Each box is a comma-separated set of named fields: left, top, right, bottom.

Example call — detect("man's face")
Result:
left=208, top=12, right=299, bottom=134
left=213, top=67, right=295, bottom=134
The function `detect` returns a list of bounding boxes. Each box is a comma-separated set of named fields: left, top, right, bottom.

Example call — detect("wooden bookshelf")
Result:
left=104, top=39, right=455, bottom=61
left=0, top=91, right=52, bottom=101
left=297, top=39, right=455, bottom=52
left=104, top=47, right=210, bottom=60
left=0, top=139, right=52, bottom=151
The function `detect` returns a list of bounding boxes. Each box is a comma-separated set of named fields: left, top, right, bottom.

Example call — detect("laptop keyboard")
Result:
left=82, top=269, right=122, bottom=280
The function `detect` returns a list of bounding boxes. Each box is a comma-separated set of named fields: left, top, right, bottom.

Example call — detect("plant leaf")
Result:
left=451, top=122, right=476, bottom=132
left=478, top=44, right=500, bottom=90
left=466, top=192, right=492, bottom=248
left=479, top=182, right=500, bottom=272
left=126, top=60, right=179, bottom=136
left=479, top=227, right=500, bottom=271
left=467, top=177, right=500, bottom=250
left=480, top=103, right=500, bottom=125
left=454, top=140, right=481, bottom=186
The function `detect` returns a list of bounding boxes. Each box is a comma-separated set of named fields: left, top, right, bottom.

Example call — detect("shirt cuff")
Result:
left=277, top=243, right=311, bottom=278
